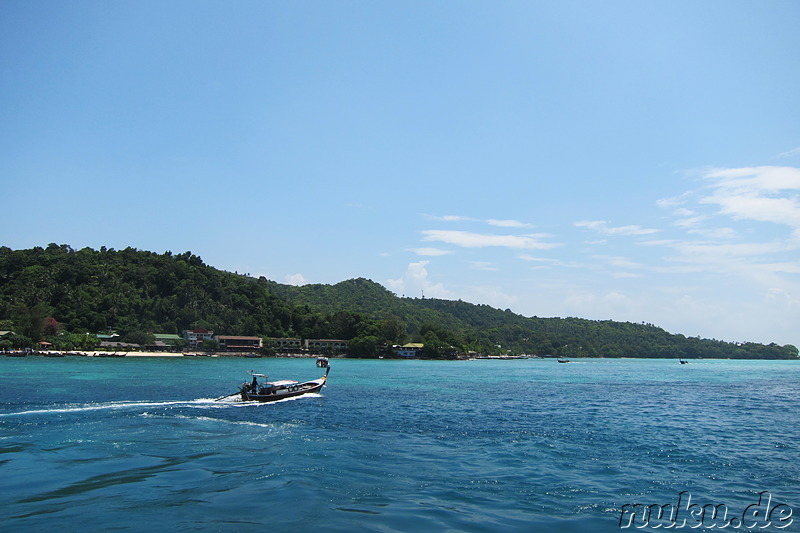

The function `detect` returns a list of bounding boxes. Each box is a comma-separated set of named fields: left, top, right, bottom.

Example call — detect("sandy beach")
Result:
left=122, top=351, right=190, bottom=357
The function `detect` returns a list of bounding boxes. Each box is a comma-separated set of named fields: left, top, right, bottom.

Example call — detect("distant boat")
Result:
left=679, top=359, right=689, bottom=364
left=557, top=358, right=570, bottom=363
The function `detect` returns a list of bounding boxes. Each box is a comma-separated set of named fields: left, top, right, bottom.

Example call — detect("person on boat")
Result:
left=251, top=375, right=258, bottom=390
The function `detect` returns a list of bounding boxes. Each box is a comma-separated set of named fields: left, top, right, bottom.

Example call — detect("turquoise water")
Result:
left=1, top=357, right=798, bottom=532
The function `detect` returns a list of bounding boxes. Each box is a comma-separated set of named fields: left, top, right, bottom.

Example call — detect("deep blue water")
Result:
left=1, top=357, right=798, bottom=532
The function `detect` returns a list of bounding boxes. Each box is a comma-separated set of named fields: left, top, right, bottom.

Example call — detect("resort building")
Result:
left=265, top=338, right=349, bottom=354
left=396, top=343, right=424, bottom=357
left=269, top=337, right=303, bottom=352
left=182, top=329, right=214, bottom=349
left=305, top=339, right=348, bottom=354
left=215, top=335, right=263, bottom=352
left=152, top=333, right=183, bottom=350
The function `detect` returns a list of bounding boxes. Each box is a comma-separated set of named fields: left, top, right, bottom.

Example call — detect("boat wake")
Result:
left=0, top=394, right=323, bottom=417
left=0, top=399, right=210, bottom=417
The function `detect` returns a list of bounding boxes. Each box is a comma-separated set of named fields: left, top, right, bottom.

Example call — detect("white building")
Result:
left=182, top=329, right=214, bottom=349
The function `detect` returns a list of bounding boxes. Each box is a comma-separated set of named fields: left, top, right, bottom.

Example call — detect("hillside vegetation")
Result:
left=0, top=244, right=796, bottom=359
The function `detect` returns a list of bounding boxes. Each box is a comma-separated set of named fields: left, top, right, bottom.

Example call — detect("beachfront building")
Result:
left=269, top=337, right=303, bottom=352
left=216, top=335, right=262, bottom=352
left=396, top=343, right=424, bottom=357
left=305, top=338, right=349, bottom=354
left=182, top=329, right=214, bottom=349
left=152, top=333, right=184, bottom=351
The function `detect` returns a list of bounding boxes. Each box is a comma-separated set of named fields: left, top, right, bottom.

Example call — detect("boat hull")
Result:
left=240, top=377, right=326, bottom=402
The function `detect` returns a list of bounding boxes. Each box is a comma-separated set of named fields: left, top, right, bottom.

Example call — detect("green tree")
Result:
left=422, top=330, right=449, bottom=359
left=12, top=302, right=51, bottom=342
left=380, top=315, right=406, bottom=344
left=124, top=331, right=155, bottom=346
left=349, top=335, right=383, bottom=358
left=202, top=338, right=220, bottom=352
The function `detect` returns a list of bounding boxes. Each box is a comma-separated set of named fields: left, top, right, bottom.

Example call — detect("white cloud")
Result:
left=470, top=261, right=499, bottom=271
left=424, top=214, right=477, bottom=222
left=674, top=215, right=709, bottom=229
left=518, top=254, right=584, bottom=269
left=425, top=214, right=533, bottom=228
left=704, top=194, right=800, bottom=228
left=673, top=240, right=789, bottom=260
left=703, top=166, right=800, bottom=195
left=612, top=272, right=643, bottom=279
left=408, top=247, right=452, bottom=256
left=765, top=287, right=800, bottom=308
left=386, top=261, right=450, bottom=299
left=486, top=219, right=533, bottom=228
left=574, top=220, right=660, bottom=236
left=422, top=229, right=558, bottom=249
left=285, top=273, right=307, bottom=285
left=656, top=192, right=694, bottom=209
left=697, top=166, right=800, bottom=232
left=774, top=147, right=800, bottom=160
left=687, top=227, right=738, bottom=240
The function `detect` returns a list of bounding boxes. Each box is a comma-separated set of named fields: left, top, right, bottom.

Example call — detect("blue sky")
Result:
left=2, top=1, right=799, bottom=346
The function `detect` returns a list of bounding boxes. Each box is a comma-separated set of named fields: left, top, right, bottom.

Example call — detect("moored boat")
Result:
left=232, top=365, right=330, bottom=402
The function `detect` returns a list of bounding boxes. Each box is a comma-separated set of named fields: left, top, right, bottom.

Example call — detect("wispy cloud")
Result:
left=486, top=219, right=533, bottom=228
left=699, top=166, right=800, bottom=231
left=656, top=193, right=693, bottom=209
left=657, top=194, right=736, bottom=238
left=470, top=261, right=499, bottom=271
left=773, top=147, right=800, bottom=160
left=422, top=229, right=558, bottom=250
left=425, top=214, right=534, bottom=229
left=574, top=220, right=660, bottom=236
left=518, top=254, right=583, bottom=269
left=661, top=240, right=792, bottom=261
left=408, top=247, right=452, bottom=257
left=423, top=214, right=477, bottom=222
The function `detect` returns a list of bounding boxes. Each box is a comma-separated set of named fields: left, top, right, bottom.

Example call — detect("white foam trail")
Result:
left=0, top=393, right=323, bottom=417
left=170, top=414, right=280, bottom=429
left=1, top=399, right=221, bottom=417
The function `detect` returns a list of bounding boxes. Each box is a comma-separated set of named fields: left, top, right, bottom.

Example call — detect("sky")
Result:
left=2, top=1, right=799, bottom=347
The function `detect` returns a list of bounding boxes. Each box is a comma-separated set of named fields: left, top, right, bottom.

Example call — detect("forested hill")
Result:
left=0, top=244, right=797, bottom=359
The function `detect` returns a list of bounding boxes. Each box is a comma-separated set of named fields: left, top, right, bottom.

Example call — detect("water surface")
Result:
left=1, top=357, right=797, bottom=532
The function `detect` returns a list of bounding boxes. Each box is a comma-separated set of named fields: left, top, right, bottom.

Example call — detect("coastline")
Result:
left=1, top=350, right=326, bottom=358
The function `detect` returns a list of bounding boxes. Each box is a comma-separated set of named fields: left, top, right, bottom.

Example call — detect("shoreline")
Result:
left=2, top=350, right=797, bottom=361
left=0, top=350, right=328, bottom=358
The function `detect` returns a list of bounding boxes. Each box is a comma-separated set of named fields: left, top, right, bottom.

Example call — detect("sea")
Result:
left=1, top=356, right=798, bottom=532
